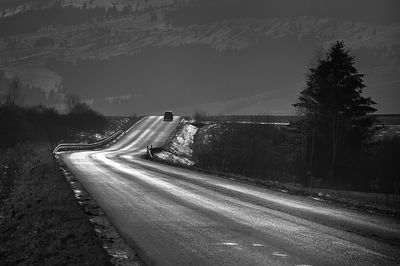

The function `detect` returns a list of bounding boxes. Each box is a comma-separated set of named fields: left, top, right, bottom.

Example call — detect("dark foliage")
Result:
left=294, top=41, right=377, bottom=186
left=344, top=135, right=400, bottom=193
left=66, top=102, right=108, bottom=131
left=192, top=121, right=399, bottom=193
left=193, top=123, right=300, bottom=181
left=0, top=104, right=107, bottom=150
left=0, top=105, right=33, bottom=149
left=368, top=136, right=400, bottom=193
left=0, top=71, right=60, bottom=107
left=23, top=86, right=60, bottom=106
left=1, top=75, right=24, bottom=106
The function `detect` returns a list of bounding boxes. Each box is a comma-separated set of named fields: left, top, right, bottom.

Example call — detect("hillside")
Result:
left=0, top=0, right=399, bottom=115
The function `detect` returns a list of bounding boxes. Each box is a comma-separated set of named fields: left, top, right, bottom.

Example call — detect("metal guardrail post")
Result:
left=53, top=117, right=147, bottom=154
left=146, top=146, right=153, bottom=159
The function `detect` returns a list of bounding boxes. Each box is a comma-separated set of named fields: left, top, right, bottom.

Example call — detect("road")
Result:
left=60, top=116, right=400, bottom=266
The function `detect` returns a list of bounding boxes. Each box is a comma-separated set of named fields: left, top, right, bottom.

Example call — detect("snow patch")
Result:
left=153, top=123, right=198, bottom=166
left=156, top=151, right=196, bottom=166
left=169, top=124, right=198, bottom=158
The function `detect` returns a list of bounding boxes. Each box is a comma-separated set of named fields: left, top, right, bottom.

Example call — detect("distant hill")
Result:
left=0, top=0, right=399, bottom=115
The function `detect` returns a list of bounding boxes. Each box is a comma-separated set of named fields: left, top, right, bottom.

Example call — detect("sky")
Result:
left=0, top=0, right=399, bottom=115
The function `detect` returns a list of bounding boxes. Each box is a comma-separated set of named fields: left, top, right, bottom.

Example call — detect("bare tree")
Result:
left=3, top=75, right=24, bottom=106
left=64, top=93, right=81, bottom=113
left=193, top=110, right=207, bottom=121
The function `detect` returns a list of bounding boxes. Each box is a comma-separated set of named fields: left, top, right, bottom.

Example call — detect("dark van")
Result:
left=164, top=111, right=173, bottom=121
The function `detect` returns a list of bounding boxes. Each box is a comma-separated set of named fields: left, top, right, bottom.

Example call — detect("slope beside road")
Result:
left=60, top=116, right=400, bottom=266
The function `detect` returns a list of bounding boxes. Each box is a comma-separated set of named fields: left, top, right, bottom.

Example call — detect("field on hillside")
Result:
left=197, top=114, right=400, bottom=138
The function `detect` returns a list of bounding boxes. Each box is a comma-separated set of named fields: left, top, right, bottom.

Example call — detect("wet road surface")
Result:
left=60, top=116, right=400, bottom=266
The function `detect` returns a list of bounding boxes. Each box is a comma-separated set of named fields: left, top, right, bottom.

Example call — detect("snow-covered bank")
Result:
left=153, top=122, right=198, bottom=166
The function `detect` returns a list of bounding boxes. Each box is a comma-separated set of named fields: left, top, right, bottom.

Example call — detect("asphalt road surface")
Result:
left=60, top=116, right=400, bottom=266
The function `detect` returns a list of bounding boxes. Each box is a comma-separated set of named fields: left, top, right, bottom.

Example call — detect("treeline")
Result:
left=191, top=41, right=399, bottom=193
left=0, top=71, right=67, bottom=109
left=193, top=124, right=299, bottom=180
left=0, top=102, right=107, bottom=198
left=192, top=123, right=400, bottom=193
left=0, top=3, right=134, bottom=37
left=0, top=104, right=107, bottom=150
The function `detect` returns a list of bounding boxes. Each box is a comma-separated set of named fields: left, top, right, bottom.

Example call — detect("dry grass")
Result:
left=0, top=143, right=111, bottom=265
left=297, top=187, right=400, bottom=214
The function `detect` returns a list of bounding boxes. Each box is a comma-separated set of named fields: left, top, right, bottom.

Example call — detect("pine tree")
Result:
left=294, top=41, right=376, bottom=186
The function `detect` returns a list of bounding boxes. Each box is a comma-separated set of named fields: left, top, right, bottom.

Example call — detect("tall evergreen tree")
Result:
left=294, top=41, right=376, bottom=186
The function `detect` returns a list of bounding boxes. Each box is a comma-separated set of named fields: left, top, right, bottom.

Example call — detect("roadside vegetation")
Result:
left=190, top=42, right=399, bottom=195
left=0, top=81, right=134, bottom=198
left=0, top=144, right=112, bottom=265
left=0, top=100, right=107, bottom=150
left=0, top=78, right=135, bottom=264
left=193, top=123, right=297, bottom=181
left=191, top=122, right=400, bottom=193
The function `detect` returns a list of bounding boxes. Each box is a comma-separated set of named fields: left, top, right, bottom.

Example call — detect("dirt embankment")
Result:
left=0, top=144, right=112, bottom=265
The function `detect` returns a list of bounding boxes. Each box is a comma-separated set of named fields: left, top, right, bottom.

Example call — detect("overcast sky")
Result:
left=0, top=0, right=399, bottom=115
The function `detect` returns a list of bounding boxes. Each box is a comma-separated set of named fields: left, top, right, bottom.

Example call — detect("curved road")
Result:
left=60, top=116, right=400, bottom=266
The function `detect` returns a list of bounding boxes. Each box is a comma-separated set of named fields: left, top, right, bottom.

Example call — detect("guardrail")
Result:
left=53, top=117, right=145, bottom=154
left=53, top=130, right=123, bottom=154
left=146, top=145, right=163, bottom=159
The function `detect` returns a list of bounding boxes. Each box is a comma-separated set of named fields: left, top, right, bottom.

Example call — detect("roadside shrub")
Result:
left=0, top=103, right=108, bottom=149
left=193, top=123, right=300, bottom=182
left=66, top=103, right=107, bottom=131
left=192, top=122, right=400, bottom=193
left=0, top=105, right=33, bottom=149
left=0, top=143, right=34, bottom=198
left=369, top=136, right=400, bottom=193
left=332, top=136, right=400, bottom=193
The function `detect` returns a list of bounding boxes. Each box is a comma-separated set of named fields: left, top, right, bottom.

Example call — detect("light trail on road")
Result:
left=60, top=116, right=400, bottom=266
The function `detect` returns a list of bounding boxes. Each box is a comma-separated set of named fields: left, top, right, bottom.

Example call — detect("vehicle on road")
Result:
left=164, top=111, right=173, bottom=121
